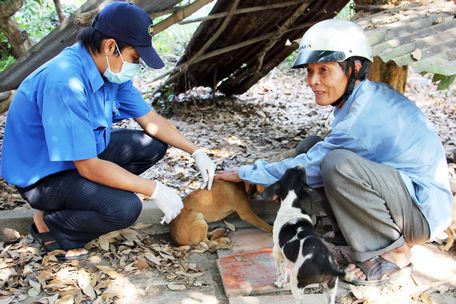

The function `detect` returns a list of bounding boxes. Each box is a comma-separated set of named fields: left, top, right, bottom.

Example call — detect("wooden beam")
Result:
left=153, top=0, right=214, bottom=34
left=179, top=1, right=300, bottom=25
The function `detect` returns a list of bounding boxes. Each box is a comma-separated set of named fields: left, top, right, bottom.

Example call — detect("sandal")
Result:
left=29, top=223, right=88, bottom=262
left=344, top=255, right=412, bottom=286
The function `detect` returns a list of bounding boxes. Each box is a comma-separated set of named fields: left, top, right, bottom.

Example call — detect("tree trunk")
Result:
left=53, top=0, right=66, bottom=24
left=368, top=56, right=408, bottom=94
left=354, top=0, right=408, bottom=92
left=0, top=0, right=33, bottom=58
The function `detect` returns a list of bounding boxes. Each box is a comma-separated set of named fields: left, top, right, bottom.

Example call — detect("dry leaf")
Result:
left=28, top=279, right=41, bottom=297
left=0, top=297, right=14, bottom=304
left=419, top=293, right=434, bottom=304
left=135, top=257, right=150, bottom=270
left=55, top=294, right=75, bottom=304
left=98, top=237, right=110, bottom=251
left=131, top=223, right=153, bottom=230
left=96, top=265, right=122, bottom=279
left=77, top=271, right=96, bottom=299
left=175, top=270, right=204, bottom=278
left=27, top=287, right=40, bottom=297
left=411, top=49, right=422, bottom=61
left=144, top=252, right=162, bottom=265
left=224, top=221, right=236, bottom=232
left=47, top=294, right=59, bottom=304
left=167, top=283, right=186, bottom=291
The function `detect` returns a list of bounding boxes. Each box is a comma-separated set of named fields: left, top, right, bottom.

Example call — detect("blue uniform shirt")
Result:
left=239, top=80, right=453, bottom=238
left=2, top=43, right=150, bottom=187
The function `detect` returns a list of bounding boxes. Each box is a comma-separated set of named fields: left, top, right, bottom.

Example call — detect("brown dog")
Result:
left=169, top=179, right=273, bottom=248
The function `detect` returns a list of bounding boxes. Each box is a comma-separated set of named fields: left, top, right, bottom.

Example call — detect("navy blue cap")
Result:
left=92, top=1, right=164, bottom=69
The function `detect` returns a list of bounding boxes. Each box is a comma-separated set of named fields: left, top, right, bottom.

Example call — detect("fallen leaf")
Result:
left=77, top=271, right=96, bottom=299
left=135, top=257, right=150, bottom=270
left=175, top=270, right=204, bottom=278
left=224, top=221, right=236, bottom=232
left=96, top=265, right=122, bottom=279
left=411, top=49, right=422, bottom=61
left=144, top=252, right=162, bottom=265
left=167, top=283, right=186, bottom=291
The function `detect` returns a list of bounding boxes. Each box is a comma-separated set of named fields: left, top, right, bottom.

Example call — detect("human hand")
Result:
left=192, top=149, right=216, bottom=190
left=151, top=181, right=184, bottom=224
left=215, top=170, right=241, bottom=182
left=215, top=170, right=252, bottom=193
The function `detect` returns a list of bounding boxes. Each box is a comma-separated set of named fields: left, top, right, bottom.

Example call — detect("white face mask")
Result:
left=104, top=42, right=140, bottom=84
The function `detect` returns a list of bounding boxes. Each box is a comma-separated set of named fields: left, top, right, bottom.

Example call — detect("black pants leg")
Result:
left=18, top=129, right=168, bottom=250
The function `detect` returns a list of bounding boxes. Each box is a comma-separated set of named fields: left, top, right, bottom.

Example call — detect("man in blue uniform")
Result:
left=2, top=2, right=216, bottom=261
left=217, top=19, right=453, bottom=285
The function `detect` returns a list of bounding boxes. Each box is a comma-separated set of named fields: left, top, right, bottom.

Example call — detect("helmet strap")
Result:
left=331, top=60, right=369, bottom=107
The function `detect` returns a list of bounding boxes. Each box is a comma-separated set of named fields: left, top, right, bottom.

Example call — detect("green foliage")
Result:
left=0, top=55, right=14, bottom=71
left=152, top=19, right=200, bottom=65
left=432, top=74, right=456, bottom=91
left=0, top=0, right=81, bottom=72
left=15, top=0, right=59, bottom=42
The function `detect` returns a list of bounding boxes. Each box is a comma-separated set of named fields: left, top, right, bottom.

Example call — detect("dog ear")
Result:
left=261, top=181, right=281, bottom=200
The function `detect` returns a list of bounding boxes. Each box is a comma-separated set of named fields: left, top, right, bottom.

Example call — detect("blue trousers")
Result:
left=18, top=129, right=168, bottom=250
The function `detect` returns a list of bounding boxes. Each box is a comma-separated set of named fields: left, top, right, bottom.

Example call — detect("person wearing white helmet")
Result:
left=217, top=19, right=452, bottom=286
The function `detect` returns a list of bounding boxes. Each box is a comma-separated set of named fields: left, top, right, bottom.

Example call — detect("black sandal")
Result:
left=344, top=255, right=412, bottom=286
left=29, top=223, right=88, bottom=262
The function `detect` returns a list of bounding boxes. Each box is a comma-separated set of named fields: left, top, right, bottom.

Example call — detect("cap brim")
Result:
left=292, top=50, right=346, bottom=69
left=136, top=45, right=165, bottom=69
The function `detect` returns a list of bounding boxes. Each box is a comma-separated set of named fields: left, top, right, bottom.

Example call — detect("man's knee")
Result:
left=107, top=194, right=142, bottom=228
left=321, top=149, right=357, bottom=185
left=154, top=140, right=168, bottom=161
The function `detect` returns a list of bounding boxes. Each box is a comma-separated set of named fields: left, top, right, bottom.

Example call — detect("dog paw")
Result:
left=274, top=279, right=285, bottom=288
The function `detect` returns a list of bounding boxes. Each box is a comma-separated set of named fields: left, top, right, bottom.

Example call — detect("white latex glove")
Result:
left=192, top=149, right=216, bottom=190
left=151, top=181, right=184, bottom=224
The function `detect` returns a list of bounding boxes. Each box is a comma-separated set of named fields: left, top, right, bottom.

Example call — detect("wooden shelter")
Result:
left=164, top=0, right=349, bottom=96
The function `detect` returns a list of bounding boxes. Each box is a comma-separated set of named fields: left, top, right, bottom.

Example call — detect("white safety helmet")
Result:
left=293, top=19, right=373, bottom=69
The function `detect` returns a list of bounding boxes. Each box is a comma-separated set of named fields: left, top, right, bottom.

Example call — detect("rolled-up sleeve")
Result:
left=114, top=81, right=151, bottom=121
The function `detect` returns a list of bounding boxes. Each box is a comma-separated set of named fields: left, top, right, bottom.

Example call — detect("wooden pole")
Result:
left=179, top=1, right=299, bottom=25
left=153, top=0, right=214, bottom=34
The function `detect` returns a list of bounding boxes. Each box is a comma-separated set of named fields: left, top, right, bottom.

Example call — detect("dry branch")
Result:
left=179, top=1, right=299, bottom=25
left=158, top=0, right=240, bottom=90
left=153, top=0, right=214, bottom=34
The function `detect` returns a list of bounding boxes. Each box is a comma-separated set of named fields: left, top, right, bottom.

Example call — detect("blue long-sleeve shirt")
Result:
left=239, top=80, right=453, bottom=238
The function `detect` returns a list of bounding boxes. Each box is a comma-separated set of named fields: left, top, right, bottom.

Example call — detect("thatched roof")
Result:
left=358, top=1, right=456, bottom=76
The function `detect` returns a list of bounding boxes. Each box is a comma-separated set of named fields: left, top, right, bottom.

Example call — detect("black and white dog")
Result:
left=263, top=167, right=344, bottom=304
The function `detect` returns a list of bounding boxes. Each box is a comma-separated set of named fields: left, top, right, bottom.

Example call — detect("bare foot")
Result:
left=33, top=211, right=88, bottom=258
left=345, top=244, right=411, bottom=281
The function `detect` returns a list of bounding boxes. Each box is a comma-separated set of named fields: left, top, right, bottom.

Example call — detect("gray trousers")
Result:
left=320, top=149, right=430, bottom=262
